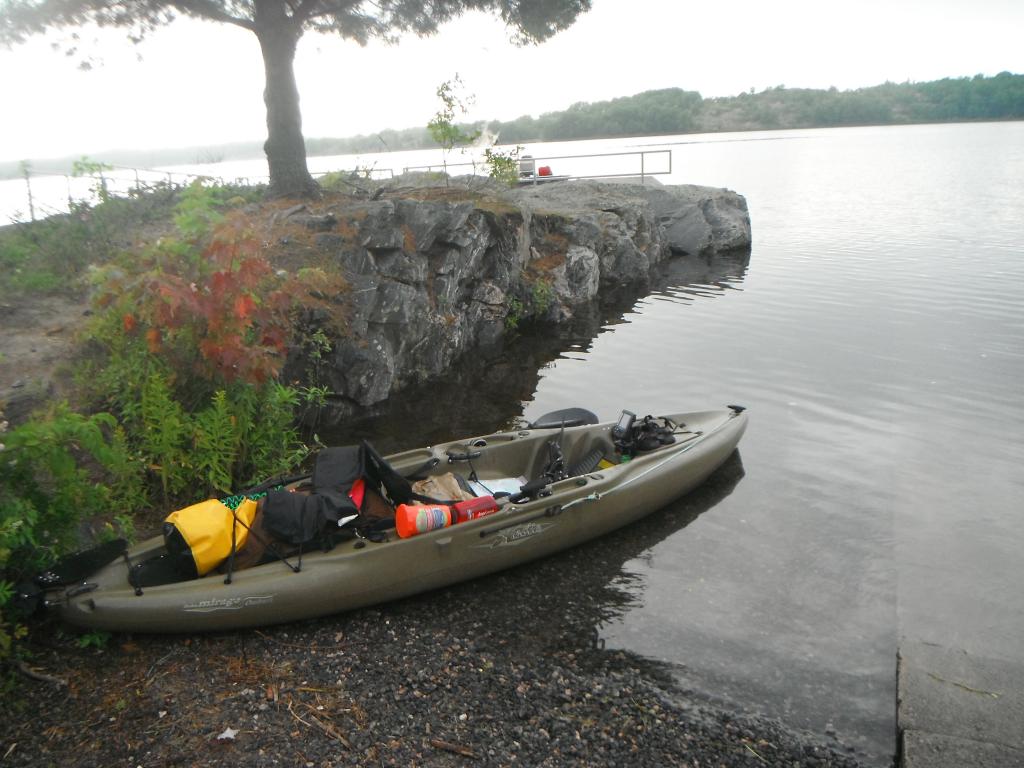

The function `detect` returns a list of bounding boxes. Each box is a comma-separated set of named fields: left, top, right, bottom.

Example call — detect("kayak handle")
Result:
left=446, top=449, right=482, bottom=462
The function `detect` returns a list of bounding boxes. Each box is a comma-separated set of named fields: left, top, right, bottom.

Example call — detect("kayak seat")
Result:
left=529, top=407, right=599, bottom=430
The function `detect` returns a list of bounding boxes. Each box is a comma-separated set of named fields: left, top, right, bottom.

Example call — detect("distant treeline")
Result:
left=309, top=71, right=1024, bottom=152
left=4, top=73, right=1022, bottom=178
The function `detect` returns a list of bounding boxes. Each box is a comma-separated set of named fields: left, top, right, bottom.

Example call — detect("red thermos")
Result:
left=395, top=496, right=499, bottom=538
left=453, top=495, right=500, bottom=522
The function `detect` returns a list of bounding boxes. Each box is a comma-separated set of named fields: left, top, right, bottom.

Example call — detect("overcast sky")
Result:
left=1, top=0, right=1021, bottom=163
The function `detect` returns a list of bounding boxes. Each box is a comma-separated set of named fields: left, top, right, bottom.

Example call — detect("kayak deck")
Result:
left=54, top=408, right=747, bottom=633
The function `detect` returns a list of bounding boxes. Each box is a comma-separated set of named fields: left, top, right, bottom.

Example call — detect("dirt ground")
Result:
left=0, top=293, right=91, bottom=423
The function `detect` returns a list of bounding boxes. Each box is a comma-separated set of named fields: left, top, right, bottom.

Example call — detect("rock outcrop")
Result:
left=286, top=177, right=751, bottom=417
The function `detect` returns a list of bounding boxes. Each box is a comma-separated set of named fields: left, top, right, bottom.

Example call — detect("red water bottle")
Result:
left=453, top=495, right=500, bottom=522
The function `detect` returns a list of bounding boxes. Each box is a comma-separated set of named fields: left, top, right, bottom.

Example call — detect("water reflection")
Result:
left=650, top=249, right=751, bottom=305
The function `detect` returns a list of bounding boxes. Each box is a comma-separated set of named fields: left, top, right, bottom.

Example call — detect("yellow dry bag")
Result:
left=163, top=498, right=259, bottom=577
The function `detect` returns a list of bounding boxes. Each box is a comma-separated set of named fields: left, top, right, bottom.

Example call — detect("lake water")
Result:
left=7, top=122, right=1023, bottom=764
left=555, top=122, right=1024, bottom=764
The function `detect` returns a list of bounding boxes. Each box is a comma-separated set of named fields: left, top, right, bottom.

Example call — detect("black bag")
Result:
left=260, top=441, right=425, bottom=548
left=262, top=446, right=364, bottom=545
left=633, top=415, right=677, bottom=451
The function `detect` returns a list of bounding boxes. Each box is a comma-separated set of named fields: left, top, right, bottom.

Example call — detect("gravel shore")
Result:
left=3, top=460, right=880, bottom=767
left=4, top=605, right=871, bottom=767
left=5, top=582, right=875, bottom=766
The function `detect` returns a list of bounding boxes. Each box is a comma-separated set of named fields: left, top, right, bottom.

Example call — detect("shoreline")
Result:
left=3, top=459, right=880, bottom=767
left=4, top=560, right=874, bottom=768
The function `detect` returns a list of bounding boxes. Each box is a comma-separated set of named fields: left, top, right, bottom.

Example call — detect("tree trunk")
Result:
left=254, top=6, right=318, bottom=198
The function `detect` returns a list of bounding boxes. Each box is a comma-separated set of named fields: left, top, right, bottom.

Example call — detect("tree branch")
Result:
left=293, top=0, right=363, bottom=25
left=171, top=0, right=255, bottom=30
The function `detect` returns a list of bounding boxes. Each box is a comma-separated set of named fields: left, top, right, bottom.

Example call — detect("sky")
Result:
left=0, top=0, right=1022, bottom=163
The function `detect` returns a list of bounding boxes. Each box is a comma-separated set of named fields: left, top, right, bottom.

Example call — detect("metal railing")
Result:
left=312, top=167, right=395, bottom=181
left=5, top=148, right=668, bottom=223
left=402, top=149, right=672, bottom=183
left=8, top=166, right=234, bottom=222
left=5, top=163, right=403, bottom=223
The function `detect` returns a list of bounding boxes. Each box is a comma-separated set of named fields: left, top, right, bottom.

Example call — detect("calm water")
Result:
left=8, top=123, right=1023, bottom=763
left=340, top=122, right=1024, bottom=764
left=534, top=122, right=1024, bottom=764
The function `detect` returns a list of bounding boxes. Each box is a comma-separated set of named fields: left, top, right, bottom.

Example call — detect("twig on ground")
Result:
left=308, top=714, right=352, bottom=749
left=287, top=700, right=352, bottom=749
left=429, top=738, right=478, bottom=759
left=16, top=660, right=68, bottom=687
left=145, top=649, right=179, bottom=684
left=744, top=742, right=767, bottom=762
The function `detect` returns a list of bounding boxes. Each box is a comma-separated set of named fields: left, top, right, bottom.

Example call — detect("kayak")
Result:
left=45, top=406, right=747, bottom=633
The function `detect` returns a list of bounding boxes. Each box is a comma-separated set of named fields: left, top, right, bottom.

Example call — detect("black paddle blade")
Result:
left=12, top=582, right=43, bottom=616
left=33, top=538, right=128, bottom=588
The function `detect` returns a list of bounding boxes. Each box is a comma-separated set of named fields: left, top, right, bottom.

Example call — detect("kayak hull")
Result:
left=54, top=408, right=747, bottom=633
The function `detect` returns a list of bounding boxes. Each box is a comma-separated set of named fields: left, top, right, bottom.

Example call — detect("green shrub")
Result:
left=0, top=405, right=142, bottom=667
left=531, top=278, right=554, bottom=315
left=172, top=180, right=227, bottom=239
left=132, top=372, right=311, bottom=499
left=505, top=296, right=524, bottom=330
left=484, top=146, right=523, bottom=186
left=76, top=199, right=335, bottom=501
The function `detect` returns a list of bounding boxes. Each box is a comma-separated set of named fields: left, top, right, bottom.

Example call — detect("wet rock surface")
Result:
left=283, top=178, right=751, bottom=422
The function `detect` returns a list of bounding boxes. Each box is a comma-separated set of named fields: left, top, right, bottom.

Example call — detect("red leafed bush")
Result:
left=112, top=217, right=338, bottom=386
left=147, top=231, right=285, bottom=383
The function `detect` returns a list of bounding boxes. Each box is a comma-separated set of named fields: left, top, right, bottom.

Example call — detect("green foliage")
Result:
left=0, top=405, right=142, bottom=666
left=71, top=156, right=113, bottom=177
left=172, top=180, right=226, bottom=239
left=427, top=75, right=482, bottom=184
left=317, top=167, right=380, bottom=191
left=72, top=156, right=115, bottom=205
left=235, top=383, right=313, bottom=488
left=140, top=372, right=191, bottom=500
left=0, top=232, right=62, bottom=292
left=77, top=205, right=336, bottom=500
left=505, top=296, right=524, bottom=331
left=0, top=406, right=140, bottom=571
left=504, top=279, right=553, bottom=331
left=74, top=630, right=111, bottom=649
left=531, top=278, right=553, bottom=315
left=0, top=184, right=181, bottom=296
left=193, top=389, right=238, bottom=494
left=483, top=146, right=522, bottom=186
left=489, top=88, right=704, bottom=143
left=428, top=75, right=481, bottom=150
left=135, top=373, right=309, bottom=498
left=312, top=74, right=1024, bottom=155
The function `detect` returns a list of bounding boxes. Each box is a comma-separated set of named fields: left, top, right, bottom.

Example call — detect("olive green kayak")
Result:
left=51, top=406, right=747, bottom=633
